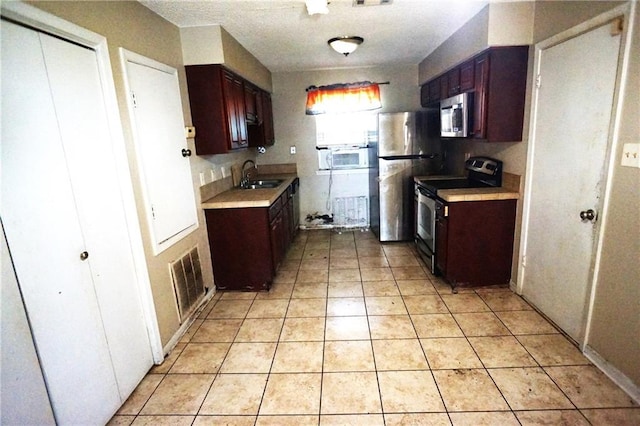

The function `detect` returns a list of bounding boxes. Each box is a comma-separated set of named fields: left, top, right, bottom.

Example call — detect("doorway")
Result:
left=519, top=16, right=624, bottom=344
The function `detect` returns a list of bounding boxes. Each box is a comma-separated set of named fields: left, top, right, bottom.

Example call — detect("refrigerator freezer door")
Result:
left=378, top=112, right=420, bottom=157
left=378, top=111, right=439, bottom=157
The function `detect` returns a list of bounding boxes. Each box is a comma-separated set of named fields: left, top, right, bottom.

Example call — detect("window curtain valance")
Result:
left=305, top=81, right=384, bottom=115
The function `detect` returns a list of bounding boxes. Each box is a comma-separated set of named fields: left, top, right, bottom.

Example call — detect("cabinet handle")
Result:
left=181, top=148, right=192, bottom=157
left=80, top=251, right=89, bottom=261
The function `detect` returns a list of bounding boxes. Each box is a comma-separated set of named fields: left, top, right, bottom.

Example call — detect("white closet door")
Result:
left=40, top=31, right=153, bottom=400
left=1, top=21, right=121, bottom=424
left=2, top=21, right=152, bottom=424
left=125, top=58, right=198, bottom=253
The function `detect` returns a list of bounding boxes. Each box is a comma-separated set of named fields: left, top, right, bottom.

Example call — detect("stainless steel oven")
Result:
left=415, top=184, right=437, bottom=273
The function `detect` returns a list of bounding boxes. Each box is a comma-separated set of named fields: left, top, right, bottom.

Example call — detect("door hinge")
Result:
left=131, top=91, right=137, bottom=108
left=535, top=74, right=541, bottom=89
left=611, top=17, right=624, bottom=36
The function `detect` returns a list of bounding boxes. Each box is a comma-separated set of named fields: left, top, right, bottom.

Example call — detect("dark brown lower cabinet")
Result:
left=205, top=191, right=294, bottom=291
left=436, top=199, right=517, bottom=288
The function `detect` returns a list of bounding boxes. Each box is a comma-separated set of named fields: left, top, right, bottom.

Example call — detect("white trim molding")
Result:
left=584, top=345, right=640, bottom=404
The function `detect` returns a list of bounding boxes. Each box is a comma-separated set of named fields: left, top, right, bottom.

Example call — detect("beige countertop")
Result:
left=413, top=174, right=520, bottom=202
left=437, top=187, right=519, bottom=202
left=201, top=174, right=297, bottom=209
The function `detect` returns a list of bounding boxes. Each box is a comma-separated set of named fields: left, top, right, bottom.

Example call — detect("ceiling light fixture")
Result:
left=328, top=36, right=364, bottom=56
left=305, top=0, right=329, bottom=15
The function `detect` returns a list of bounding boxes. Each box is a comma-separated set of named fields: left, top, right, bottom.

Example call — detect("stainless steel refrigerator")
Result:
left=369, top=110, right=442, bottom=241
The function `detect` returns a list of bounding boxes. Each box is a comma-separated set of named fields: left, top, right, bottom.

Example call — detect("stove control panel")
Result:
left=465, top=156, right=502, bottom=176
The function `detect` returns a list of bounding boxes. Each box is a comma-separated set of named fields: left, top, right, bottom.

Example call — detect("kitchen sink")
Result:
left=240, top=179, right=284, bottom=189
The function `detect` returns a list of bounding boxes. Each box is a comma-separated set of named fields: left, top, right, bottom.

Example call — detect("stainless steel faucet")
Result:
left=240, top=159, right=256, bottom=188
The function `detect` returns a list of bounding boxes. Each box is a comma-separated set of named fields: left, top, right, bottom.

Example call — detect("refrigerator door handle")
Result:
left=379, top=154, right=439, bottom=161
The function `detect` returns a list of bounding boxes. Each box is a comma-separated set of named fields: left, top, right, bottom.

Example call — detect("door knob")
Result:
left=181, top=148, right=192, bottom=157
left=80, top=251, right=89, bottom=261
left=579, top=209, right=597, bottom=222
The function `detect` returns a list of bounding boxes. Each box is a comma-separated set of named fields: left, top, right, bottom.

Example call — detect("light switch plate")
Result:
left=290, top=146, right=296, bottom=155
left=621, top=143, right=640, bottom=168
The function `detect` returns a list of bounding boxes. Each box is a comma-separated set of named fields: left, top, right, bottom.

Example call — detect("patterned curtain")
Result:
left=305, top=81, right=382, bottom=115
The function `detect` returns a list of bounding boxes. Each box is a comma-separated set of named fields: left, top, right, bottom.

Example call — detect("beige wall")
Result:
left=586, top=2, right=640, bottom=387
left=181, top=25, right=272, bottom=92
left=532, top=1, right=625, bottom=42
left=259, top=65, right=420, bottom=219
left=418, top=5, right=489, bottom=83
left=181, top=25, right=225, bottom=66
left=418, top=2, right=535, bottom=84
left=27, top=1, right=247, bottom=347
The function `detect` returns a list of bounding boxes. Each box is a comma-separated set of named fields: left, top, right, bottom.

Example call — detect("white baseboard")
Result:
left=583, top=345, right=640, bottom=404
left=159, top=288, right=216, bottom=361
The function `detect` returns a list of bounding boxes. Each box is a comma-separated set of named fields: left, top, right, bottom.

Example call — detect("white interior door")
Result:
left=2, top=20, right=152, bottom=424
left=123, top=54, right=198, bottom=254
left=521, top=22, right=621, bottom=343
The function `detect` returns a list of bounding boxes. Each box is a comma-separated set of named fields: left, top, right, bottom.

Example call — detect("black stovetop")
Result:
left=417, top=177, right=491, bottom=195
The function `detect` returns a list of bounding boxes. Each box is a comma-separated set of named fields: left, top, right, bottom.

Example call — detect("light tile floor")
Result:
left=110, top=230, right=639, bottom=426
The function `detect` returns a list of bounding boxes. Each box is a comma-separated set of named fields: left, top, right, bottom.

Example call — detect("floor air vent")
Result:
left=333, top=196, right=369, bottom=227
left=170, top=247, right=204, bottom=322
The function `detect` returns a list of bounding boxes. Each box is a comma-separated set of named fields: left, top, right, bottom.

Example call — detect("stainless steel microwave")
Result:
left=440, top=93, right=471, bottom=138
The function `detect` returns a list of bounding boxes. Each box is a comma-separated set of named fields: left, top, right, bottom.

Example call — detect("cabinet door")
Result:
left=439, top=76, right=449, bottom=100
left=261, top=92, right=275, bottom=145
left=270, top=210, right=285, bottom=271
left=185, top=65, right=229, bottom=154
left=222, top=72, right=241, bottom=148
left=420, top=83, right=430, bottom=107
left=223, top=72, right=248, bottom=149
left=244, top=84, right=259, bottom=125
left=473, top=53, right=490, bottom=139
left=234, top=79, right=248, bottom=146
left=435, top=203, right=449, bottom=278
left=207, top=208, right=273, bottom=291
left=287, top=191, right=296, bottom=241
left=248, top=90, right=275, bottom=147
left=447, top=67, right=461, bottom=96
left=459, top=59, right=475, bottom=92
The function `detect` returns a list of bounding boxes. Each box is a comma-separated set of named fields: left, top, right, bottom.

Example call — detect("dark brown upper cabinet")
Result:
left=248, top=90, right=275, bottom=147
left=420, top=45, right=529, bottom=142
left=472, top=46, right=528, bottom=142
left=185, top=64, right=274, bottom=154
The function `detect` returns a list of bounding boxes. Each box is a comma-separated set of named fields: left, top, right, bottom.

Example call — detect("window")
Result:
left=315, top=112, right=377, bottom=147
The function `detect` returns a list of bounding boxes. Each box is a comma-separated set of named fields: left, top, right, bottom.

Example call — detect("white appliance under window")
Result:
left=317, top=146, right=369, bottom=170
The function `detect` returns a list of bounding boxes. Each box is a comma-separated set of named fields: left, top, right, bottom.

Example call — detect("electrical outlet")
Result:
left=199, top=172, right=206, bottom=186
left=621, top=143, right=640, bottom=168
left=290, top=146, right=296, bottom=155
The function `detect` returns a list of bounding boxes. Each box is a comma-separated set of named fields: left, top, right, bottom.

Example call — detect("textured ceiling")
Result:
left=140, top=0, right=491, bottom=72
